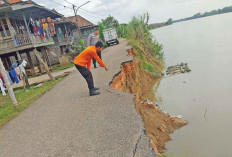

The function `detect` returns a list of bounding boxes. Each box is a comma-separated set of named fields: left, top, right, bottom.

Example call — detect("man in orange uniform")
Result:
left=74, top=41, right=109, bottom=96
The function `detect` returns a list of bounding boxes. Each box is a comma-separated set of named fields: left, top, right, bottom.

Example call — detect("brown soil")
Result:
left=110, top=56, right=188, bottom=154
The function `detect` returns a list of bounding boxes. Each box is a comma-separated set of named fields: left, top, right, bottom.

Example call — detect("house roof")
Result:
left=0, top=0, right=21, bottom=4
left=0, top=1, right=63, bottom=19
left=62, top=15, right=94, bottom=28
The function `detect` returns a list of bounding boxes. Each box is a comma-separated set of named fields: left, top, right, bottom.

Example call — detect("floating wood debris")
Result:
left=166, top=63, right=191, bottom=75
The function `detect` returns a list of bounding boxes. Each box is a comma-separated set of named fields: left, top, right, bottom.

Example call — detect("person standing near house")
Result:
left=87, top=28, right=101, bottom=68
left=74, top=41, right=109, bottom=96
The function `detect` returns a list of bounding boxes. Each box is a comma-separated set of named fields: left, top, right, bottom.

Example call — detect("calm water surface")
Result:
left=151, top=13, right=232, bottom=157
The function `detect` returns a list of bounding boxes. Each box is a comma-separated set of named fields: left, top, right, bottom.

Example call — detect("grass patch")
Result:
left=185, top=65, right=191, bottom=72
left=141, top=60, right=155, bottom=72
left=158, top=153, right=170, bottom=157
left=0, top=77, right=62, bottom=127
left=51, top=64, right=74, bottom=73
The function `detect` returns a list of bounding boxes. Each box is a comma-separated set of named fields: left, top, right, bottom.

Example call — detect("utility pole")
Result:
left=0, top=58, right=18, bottom=106
left=72, top=1, right=90, bottom=39
left=72, top=4, right=82, bottom=39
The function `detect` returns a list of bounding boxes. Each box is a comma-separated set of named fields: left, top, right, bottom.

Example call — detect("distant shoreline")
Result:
left=173, top=10, right=232, bottom=23
left=149, top=5, right=232, bottom=30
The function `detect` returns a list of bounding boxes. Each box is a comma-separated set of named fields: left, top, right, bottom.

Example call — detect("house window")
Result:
left=0, top=18, right=11, bottom=38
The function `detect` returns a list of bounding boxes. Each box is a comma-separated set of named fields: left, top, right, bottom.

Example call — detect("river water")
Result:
left=151, top=13, right=232, bottom=157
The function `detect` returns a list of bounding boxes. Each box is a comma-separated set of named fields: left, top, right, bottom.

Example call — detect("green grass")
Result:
left=0, top=77, right=62, bottom=127
left=158, top=153, right=170, bottom=157
left=185, top=66, right=191, bottom=72
left=51, top=64, right=74, bottom=73
left=141, top=61, right=155, bottom=73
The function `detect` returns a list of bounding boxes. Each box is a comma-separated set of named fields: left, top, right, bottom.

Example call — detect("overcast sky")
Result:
left=36, top=0, right=232, bottom=24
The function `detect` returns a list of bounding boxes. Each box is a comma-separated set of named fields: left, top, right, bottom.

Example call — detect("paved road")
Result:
left=0, top=39, right=155, bottom=157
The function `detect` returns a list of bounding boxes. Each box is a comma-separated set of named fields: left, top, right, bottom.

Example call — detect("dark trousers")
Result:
left=92, top=51, right=102, bottom=68
left=75, top=64, right=94, bottom=90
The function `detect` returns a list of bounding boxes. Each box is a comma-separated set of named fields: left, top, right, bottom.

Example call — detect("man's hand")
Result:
left=105, top=67, right=109, bottom=71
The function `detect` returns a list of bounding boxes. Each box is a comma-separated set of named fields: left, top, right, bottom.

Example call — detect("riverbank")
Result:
left=110, top=51, right=187, bottom=153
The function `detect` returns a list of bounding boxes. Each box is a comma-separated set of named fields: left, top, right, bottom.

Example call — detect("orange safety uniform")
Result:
left=74, top=46, right=105, bottom=70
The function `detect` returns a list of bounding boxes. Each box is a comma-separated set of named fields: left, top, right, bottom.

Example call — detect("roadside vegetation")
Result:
left=0, top=77, right=62, bottom=127
left=99, top=13, right=164, bottom=76
left=126, top=13, right=164, bottom=76
left=51, top=63, right=74, bottom=73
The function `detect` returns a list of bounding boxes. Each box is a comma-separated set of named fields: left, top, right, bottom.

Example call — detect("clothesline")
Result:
left=0, top=60, right=27, bottom=96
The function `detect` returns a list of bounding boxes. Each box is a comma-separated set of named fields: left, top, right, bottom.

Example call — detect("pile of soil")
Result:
left=110, top=57, right=188, bottom=154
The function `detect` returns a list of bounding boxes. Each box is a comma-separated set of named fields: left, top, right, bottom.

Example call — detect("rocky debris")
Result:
left=140, top=98, right=188, bottom=153
left=166, top=63, right=191, bottom=75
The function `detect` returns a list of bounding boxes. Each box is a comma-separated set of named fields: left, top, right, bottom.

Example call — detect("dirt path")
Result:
left=0, top=39, right=155, bottom=157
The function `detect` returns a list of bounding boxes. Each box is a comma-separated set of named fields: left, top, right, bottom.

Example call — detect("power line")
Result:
left=64, top=0, right=75, bottom=6
left=78, top=10, right=102, bottom=19
left=44, top=0, right=102, bottom=22
left=47, top=0, right=72, bottom=9
left=79, top=8, right=106, bottom=17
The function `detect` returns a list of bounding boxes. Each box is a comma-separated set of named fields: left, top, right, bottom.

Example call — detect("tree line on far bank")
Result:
left=148, top=5, right=232, bottom=30
left=174, top=5, right=232, bottom=23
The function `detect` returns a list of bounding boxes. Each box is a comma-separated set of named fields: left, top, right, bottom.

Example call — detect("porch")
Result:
left=0, top=1, right=63, bottom=75
left=0, top=1, right=63, bottom=55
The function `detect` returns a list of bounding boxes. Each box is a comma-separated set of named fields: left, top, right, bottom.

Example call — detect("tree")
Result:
left=98, top=22, right=105, bottom=41
left=165, top=18, right=173, bottom=25
left=116, top=24, right=127, bottom=37
left=101, top=15, right=119, bottom=28
left=193, top=13, right=201, bottom=18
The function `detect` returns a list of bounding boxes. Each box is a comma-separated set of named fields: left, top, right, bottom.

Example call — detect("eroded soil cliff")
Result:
left=110, top=56, right=187, bottom=154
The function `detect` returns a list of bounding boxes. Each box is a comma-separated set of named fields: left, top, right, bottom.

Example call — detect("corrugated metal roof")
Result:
left=0, top=1, right=63, bottom=18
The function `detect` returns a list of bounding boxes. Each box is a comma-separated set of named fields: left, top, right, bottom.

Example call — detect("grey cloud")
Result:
left=36, top=0, right=232, bottom=24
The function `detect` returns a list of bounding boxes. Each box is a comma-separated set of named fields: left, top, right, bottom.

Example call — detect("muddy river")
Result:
left=151, top=13, right=232, bottom=157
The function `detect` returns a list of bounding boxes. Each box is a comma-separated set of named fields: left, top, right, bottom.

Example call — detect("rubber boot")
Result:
left=93, top=87, right=99, bottom=91
left=89, top=89, right=100, bottom=96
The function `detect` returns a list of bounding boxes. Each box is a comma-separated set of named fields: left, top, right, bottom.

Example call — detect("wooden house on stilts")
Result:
left=0, top=0, right=65, bottom=75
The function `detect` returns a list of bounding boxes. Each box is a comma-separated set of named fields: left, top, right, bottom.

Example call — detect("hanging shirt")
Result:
left=6, top=71, right=13, bottom=84
left=39, top=26, right=43, bottom=35
left=33, top=26, right=38, bottom=35
left=14, top=67, right=22, bottom=80
left=43, top=23, right=48, bottom=30
left=12, top=62, right=18, bottom=69
left=48, top=22, right=56, bottom=36
left=36, top=20, right=40, bottom=27
left=19, top=60, right=27, bottom=75
left=28, top=23, right=34, bottom=34
left=9, top=70, right=19, bottom=84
